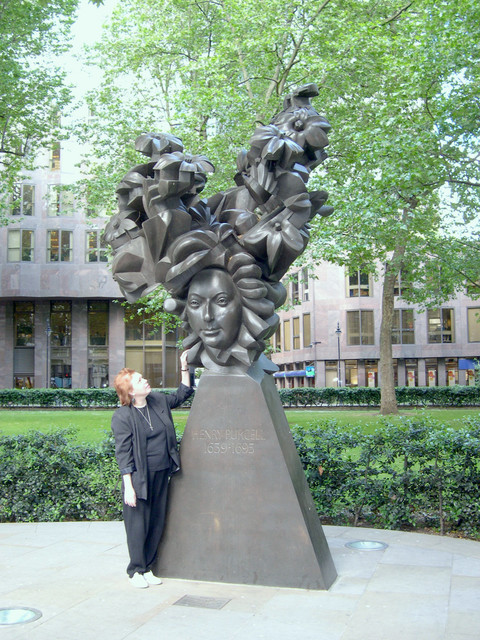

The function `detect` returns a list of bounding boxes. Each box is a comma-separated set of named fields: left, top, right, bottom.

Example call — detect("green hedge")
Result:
left=279, top=385, right=480, bottom=407
left=0, top=387, right=194, bottom=408
left=1, top=416, right=479, bottom=539
left=0, top=430, right=122, bottom=522
left=293, top=415, right=480, bottom=537
left=1, top=385, right=479, bottom=408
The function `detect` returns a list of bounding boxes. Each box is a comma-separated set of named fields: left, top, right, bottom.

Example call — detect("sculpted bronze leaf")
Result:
left=104, top=83, right=333, bottom=374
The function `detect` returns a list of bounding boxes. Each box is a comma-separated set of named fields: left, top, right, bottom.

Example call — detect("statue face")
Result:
left=186, top=269, right=242, bottom=351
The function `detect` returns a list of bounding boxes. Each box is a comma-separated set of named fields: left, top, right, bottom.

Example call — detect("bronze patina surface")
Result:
left=105, top=84, right=337, bottom=589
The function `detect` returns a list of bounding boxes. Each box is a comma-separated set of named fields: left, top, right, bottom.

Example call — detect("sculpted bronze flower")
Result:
left=273, top=107, right=331, bottom=169
left=143, top=152, right=215, bottom=213
left=276, top=108, right=330, bottom=149
left=135, top=132, right=184, bottom=160
left=248, top=125, right=304, bottom=169
left=241, top=211, right=308, bottom=278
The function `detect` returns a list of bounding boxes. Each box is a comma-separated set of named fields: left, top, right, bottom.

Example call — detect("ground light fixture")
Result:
left=345, top=540, right=388, bottom=550
left=0, top=607, right=42, bottom=626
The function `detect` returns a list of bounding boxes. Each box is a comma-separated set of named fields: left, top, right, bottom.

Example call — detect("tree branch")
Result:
left=221, top=2, right=255, bottom=101
left=447, top=177, right=480, bottom=188
left=378, top=2, right=414, bottom=26
left=274, top=0, right=333, bottom=98
left=264, top=14, right=295, bottom=103
left=424, top=79, right=439, bottom=121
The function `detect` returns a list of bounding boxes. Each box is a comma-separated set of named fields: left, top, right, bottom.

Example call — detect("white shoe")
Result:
left=129, top=572, right=148, bottom=589
left=143, top=571, right=163, bottom=585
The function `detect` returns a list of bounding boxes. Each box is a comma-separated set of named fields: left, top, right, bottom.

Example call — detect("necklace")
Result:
left=134, top=403, right=153, bottom=430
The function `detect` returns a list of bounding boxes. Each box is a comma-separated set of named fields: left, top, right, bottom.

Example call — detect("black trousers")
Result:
left=122, top=468, right=170, bottom=577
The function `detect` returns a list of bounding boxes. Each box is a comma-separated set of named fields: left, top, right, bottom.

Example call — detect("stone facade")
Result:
left=0, top=145, right=181, bottom=389
left=271, top=264, right=480, bottom=388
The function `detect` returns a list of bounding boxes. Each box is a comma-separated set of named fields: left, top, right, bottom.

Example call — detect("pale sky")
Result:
left=60, top=0, right=118, bottom=98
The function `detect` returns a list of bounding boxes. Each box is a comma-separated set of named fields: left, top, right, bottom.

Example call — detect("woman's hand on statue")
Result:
left=180, top=349, right=192, bottom=386
left=180, top=349, right=189, bottom=369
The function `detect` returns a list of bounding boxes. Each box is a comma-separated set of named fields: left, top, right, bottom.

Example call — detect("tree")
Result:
left=78, top=0, right=480, bottom=413
left=308, top=0, right=480, bottom=413
left=0, top=0, right=102, bottom=220
left=75, top=0, right=338, bottom=211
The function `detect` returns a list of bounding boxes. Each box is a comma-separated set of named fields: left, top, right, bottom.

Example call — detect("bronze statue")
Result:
left=104, top=83, right=333, bottom=373
left=105, top=84, right=338, bottom=589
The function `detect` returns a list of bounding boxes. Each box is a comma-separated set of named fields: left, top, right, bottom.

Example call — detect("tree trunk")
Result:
left=379, top=246, right=406, bottom=415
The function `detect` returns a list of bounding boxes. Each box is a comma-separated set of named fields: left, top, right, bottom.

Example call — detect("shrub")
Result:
left=0, top=387, right=195, bottom=408
left=1, top=417, right=479, bottom=539
left=0, top=429, right=121, bottom=522
left=279, top=385, right=480, bottom=408
left=1, top=385, right=478, bottom=408
left=293, top=414, right=480, bottom=537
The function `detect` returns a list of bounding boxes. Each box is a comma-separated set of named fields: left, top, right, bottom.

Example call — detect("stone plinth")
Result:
left=155, top=370, right=337, bottom=590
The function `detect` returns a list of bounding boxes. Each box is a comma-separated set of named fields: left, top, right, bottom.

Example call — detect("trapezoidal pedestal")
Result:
left=155, top=370, right=337, bottom=589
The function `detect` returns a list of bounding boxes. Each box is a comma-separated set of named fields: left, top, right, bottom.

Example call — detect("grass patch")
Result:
left=0, top=410, right=114, bottom=443
left=0, top=407, right=478, bottom=443
left=286, top=408, right=480, bottom=432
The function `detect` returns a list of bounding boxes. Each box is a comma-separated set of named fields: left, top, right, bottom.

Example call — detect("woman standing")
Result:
left=111, top=350, right=193, bottom=588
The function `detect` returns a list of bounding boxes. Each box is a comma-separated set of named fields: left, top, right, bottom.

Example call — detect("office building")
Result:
left=271, top=264, right=480, bottom=388
left=0, top=143, right=182, bottom=390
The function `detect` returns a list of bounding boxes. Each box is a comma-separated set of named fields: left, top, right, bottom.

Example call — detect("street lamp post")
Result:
left=335, top=322, right=342, bottom=387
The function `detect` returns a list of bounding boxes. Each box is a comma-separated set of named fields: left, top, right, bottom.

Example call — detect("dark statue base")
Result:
left=155, top=370, right=337, bottom=590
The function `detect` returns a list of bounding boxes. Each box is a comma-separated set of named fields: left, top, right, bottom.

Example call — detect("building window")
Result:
left=8, top=230, right=34, bottom=262
left=125, top=314, right=179, bottom=387
left=15, top=302, right=35, bottom=346
left=88, top=301, right=109, bottom=388
left=468, top=308, right=480, bottom=342
left=347, top=270, right=371, bottom=297
left=392, top=309, right=415, bottom=344
left=405, top=359, right=418, bottom=387
left=47, top=230, right=73, bottom=262
left=426, top=358, right=438, bottom=386
left=303, top=313, right=311, bottom=348
left=13, top=302, right=35, bottom=388
left=365, top=360, right=378, bottom=387
left=393, top=269, right=410, bottom=297
left=88, top=301, right=108, bottom=346
left=347, top=310, right=374, bottom=345
left=50, top=301, right=72, bottom=388
left=50, top=143, right=61, bottom=170
left=301, top=268, right=310, bottom=301
left=446, top=358, right=458, bottom=386
left=12, top=184, right=35, bottom=216
left=125, top=314, right=144, bottom=342
left=125, top=314, right=163, bottom=342
left=47, top=185, right=74, bottom=216
left=283, top=319, right=291, bottom=351
left=274, top=325, right=281, bottom=351
left=427, top=309, right=454, bottom=343
left=345, top=360, right=358, bottom=387
left=291, top=273, right=299, bottom=304
left=86, top=230, right=108, bottom=263
left=292, top=317, right=300, bottom=349
left=325, top=360, right=339, bottom=387
left=51, top=301, right=71, bottom=347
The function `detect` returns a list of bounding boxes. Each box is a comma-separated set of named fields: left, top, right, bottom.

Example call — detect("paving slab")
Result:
left=0, top=522, right=479, bottom=639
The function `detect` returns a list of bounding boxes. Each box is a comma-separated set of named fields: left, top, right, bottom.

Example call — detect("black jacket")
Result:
left=111, top=384, right=193, bottom=500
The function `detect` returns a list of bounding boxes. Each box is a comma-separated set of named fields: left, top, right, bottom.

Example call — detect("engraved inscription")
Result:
left=192, top=428, right=266, bottom=455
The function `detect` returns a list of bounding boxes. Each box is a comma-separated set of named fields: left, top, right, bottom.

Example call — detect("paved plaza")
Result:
left=0, top=521, right=479, bottom=639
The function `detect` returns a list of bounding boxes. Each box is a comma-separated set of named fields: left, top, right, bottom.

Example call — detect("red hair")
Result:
left=114, top=368, right=136, bottom=406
